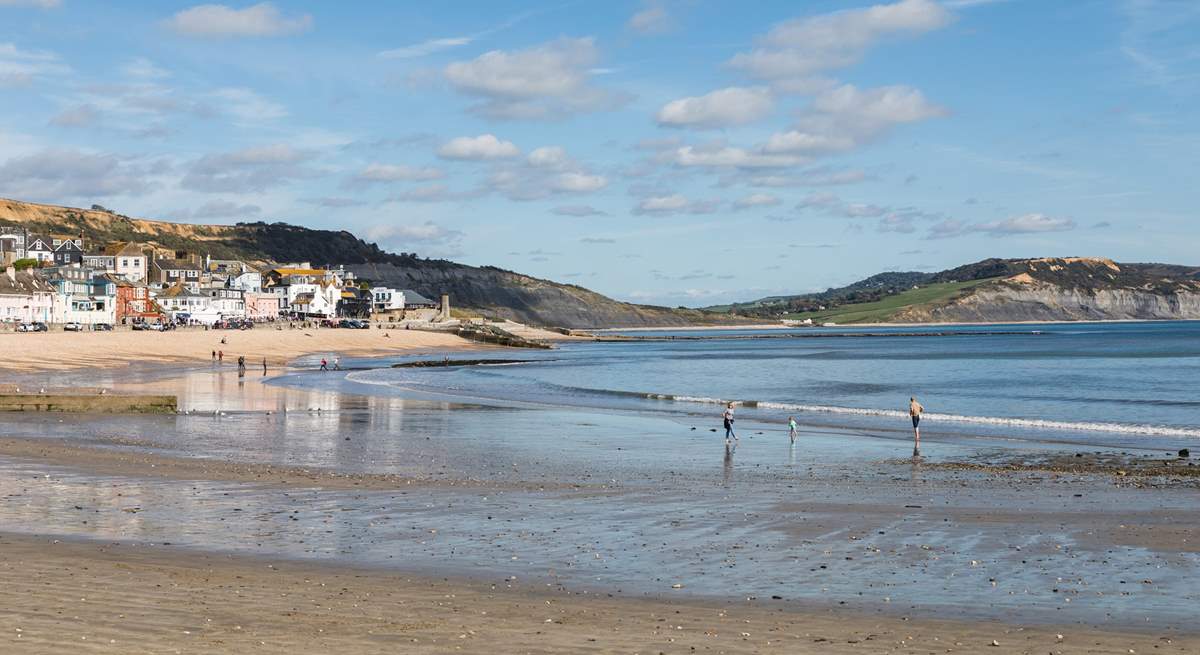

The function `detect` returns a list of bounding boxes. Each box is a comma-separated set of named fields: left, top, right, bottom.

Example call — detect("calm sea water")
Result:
left=334, top=321, right=1200, bottom=449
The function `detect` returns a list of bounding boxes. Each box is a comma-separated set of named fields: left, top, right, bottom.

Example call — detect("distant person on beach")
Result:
left=262, top=357, right=268, bottom=375
left=211, top=350, right=216, bottom=362
left=909, top=396, right=925, bottom=457
left=333, top=356, right=341, bottom=371
left=320, top=358, right=328, bottom=371
left=723, top=402, right=737, bottom=444
left=237, top=356, right=246, bottom=378
left=218, top=350, right=223, bottom=363
left=788, top=416, right=798, bottom=443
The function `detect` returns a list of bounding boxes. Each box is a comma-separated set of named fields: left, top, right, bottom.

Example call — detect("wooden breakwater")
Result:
left=0, top=393, right=177, bottom=414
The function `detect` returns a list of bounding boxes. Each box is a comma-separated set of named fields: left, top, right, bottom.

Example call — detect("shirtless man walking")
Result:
left=909, top=396, right=925, bottom=457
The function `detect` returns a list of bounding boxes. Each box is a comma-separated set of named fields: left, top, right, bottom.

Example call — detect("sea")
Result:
left=325, top=321, right=1200, bottom=451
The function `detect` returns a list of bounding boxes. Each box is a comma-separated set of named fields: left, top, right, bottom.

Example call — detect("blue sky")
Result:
left=1, top=0, right=1197, bottom=306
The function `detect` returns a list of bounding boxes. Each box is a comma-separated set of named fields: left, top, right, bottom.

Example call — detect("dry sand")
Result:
left=0, top=327, right=476, bottom=372
left=1, top=533, right=1193, bottom=655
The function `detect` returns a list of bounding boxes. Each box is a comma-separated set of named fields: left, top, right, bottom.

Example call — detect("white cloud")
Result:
left=527, top=146, right=570, bottom=169
left=553, top=205, right=607, bottom=217
left=743, top=167, right=868, bottom=187
left=972, top=213, right=1077, bottom=236
left=729, top=0, right=952, bottom=88
left=0, top=0, right=61, bottom=7
left=181, top=144, right=315, bottom=192
left=379, top=36, right=472, bottom=59
left=49, top=104, right=98, bottom=127
left=0, top=148, right=158, bottom=200
left=628, top=4, right=671, bottom=34
left=165, top=3, right=312, bottom=38
left=0, top=42, right=69, bottom=86
left=764, top=84, right=945, bottom=155
left=121, top=57, right=171, bottom=79
left=673, top=144, right=804, bottom=169
left=300, top=197, right=366, bottom=208
left=733, top=193, right=781, bottom=210
left=356, top=163, right=444, bottom=183
left=633, top=194, right=721, bottom=216
left=657, top=86, right=774, bottom=129
left=189, top=199, right=262, bottom=219
left=210, top=87, right=288, bottom=122
left=443, top=37, right=627, bottom=119
left=550, top=172, right=608, bottom=193
left=367, top=221, right=464, bottom=247
left=437, top=134, right=520, bottom=160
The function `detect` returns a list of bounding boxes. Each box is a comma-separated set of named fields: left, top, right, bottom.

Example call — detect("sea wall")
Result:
left=0, top=393, right=177, bottom=413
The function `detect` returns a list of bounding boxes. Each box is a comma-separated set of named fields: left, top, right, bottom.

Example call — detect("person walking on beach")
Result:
left=723, top=402, right=737, bottom=445
left=320, top=358, right=328, bottom=372
left=237, top=355, right=246, bottom=378
left=211, top=350, right=216, bottom=363
left=909, top=396, right=925, bottom=457
left=262, top=357, right=268, bottom=376
left=333, top=356, right=341, bottom=371
left=788, top=416, right=798, bottom=444
left=218, top=350, right=224, bottom=363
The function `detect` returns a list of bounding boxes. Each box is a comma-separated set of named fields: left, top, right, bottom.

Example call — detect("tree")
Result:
left=12, top=258, right=38, bottom=271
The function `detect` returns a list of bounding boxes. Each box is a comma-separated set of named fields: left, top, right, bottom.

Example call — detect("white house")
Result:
left=105, top=242, right=147, bottom=282
left=154, top=284, right=211, bottom=320
left=0, top=266, right=55, bottom=324
left=371, top=287, right=405, bottom=312
left=206, top=287, right=246, bottom=318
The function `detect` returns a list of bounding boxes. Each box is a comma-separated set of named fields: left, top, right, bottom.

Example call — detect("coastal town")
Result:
left=0, top=222, right=447, bottom=330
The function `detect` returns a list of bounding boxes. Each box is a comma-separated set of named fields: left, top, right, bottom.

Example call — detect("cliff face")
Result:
left=892, top=258, right=1200, bottom=322
left=348, top=262, right=730, bottom=329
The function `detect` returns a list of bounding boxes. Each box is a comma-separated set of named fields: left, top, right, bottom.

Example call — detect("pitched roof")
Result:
left=0, top=269, right=53, bottom=295
left=271, top=268, right=327, bottom=276
left=104, top=242, right=145, bottom=257
left=158, top=283, right=204, bottom=298
left=401, top=289, right=435, bottom=305
left=292, top=292, right=314, bottom=305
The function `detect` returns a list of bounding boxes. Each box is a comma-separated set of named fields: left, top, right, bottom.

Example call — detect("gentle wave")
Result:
left=673, top=396, right=1200, bottom=438
left=345, top=370, right=1200, bottom=438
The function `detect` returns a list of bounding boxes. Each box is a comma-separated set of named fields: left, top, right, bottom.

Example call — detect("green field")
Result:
left=784, top=278, right=998, bottom=324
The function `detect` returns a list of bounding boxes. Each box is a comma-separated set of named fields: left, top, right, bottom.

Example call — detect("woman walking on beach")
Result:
left=788, top=416, right=798, bottom=444
left=723, top=402, right=737, bottom=445
left=909, top=396, right=924, bottom=457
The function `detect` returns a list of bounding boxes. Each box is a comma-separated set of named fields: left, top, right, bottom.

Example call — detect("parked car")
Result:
left=17, top=322, right=48, bottom=332
left=146, top=322, right=167, bottom=331
left=130, top=321, right=147, bottom=331
left=63, top=321, right=84, bottom=332
left=92, top=323, right=113, bottom=331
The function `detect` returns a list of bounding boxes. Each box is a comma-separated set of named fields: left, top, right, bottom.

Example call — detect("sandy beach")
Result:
left=1, top=326, right=1198, bottom=653
left=2, top=532, right=1194, bottom=655
left=0, top=327, right=476, bottom=372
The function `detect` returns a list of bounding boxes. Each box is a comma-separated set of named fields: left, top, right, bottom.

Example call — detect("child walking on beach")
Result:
left=723, top=402, right=737, bottom=445
left=788, top=416, right=798, bottom=443
left=909, top=396, right=924, bottom=457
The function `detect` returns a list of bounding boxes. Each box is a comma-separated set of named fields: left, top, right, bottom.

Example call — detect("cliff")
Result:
left=0, top=197, right=738, bottom=329
left=892, top=258, right=1200, bottom=322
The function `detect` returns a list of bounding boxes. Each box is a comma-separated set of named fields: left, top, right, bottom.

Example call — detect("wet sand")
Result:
left=2, top=356, right=1199, bottom=652
left=1, top=532, right=1194, bottom=655
left=0, top=327, right=476, bottom=372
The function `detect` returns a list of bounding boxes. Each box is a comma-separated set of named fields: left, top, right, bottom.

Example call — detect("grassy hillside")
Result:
left=783, top=278, right=999, bottom=324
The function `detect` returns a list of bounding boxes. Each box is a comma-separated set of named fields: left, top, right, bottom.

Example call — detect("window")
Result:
left=121, top=259, right=128, bottom=267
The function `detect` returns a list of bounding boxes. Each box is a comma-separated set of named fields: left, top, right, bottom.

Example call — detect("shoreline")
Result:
left=0, top=327, right=482, bottom=373
left=592, top=317, right=1200, bottom=331
left=1, top=531, right=1194, bottom=654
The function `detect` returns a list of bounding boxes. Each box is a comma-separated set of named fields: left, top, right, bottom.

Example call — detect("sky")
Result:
left=0, top=0, right=1197, bottom=306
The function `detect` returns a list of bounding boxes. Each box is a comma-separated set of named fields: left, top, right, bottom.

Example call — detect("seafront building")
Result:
left=0, top=241, right=451, bottom=327
left=0, top=265, right=55, bottom=323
